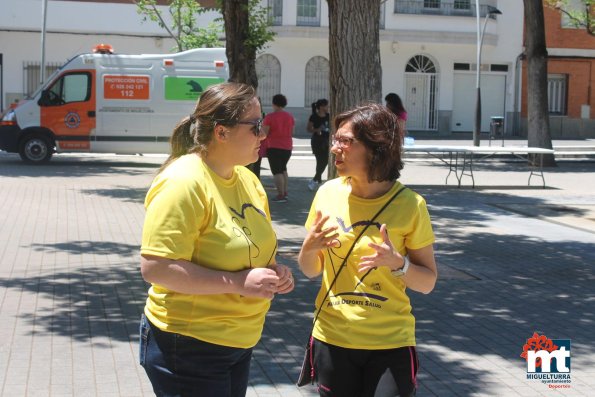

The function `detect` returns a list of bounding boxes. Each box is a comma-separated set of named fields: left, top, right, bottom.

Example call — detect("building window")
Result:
left=297, top=0, right=320, bottom=26
left=424, top=0, right=440, bottom=9
left=256, top=54, right=281, bottom=106
left=560, top=0, right=584, bottom=29
left=268, top=0, right=282, bottom=26
left=454, top=0, right=470, bottom=10
left=454, top=62, right=471, bottom=71
left=380, top=1, right=386, bottom=29
left=304, top=56, right=329, bottom=107
left=406, top=55, right=437, bottom=73
left=490, top=64, right=509, bottom=72
left=548, top=74, right=568, bottom=115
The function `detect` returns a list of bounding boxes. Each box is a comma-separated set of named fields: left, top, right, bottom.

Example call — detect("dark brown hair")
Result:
left=334, top=103, right=404, bottom=182
left=159, top=82, right=257, bottom=173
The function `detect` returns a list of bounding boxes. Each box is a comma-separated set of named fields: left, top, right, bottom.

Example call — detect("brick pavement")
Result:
left=0, top=142, right=594, bottom=397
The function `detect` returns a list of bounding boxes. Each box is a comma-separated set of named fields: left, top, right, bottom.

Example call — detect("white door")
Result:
left=404, top=74, right=439, bottom=130
left=405, top=74, right=427, bottom=130
left=452, top=73, right=506, bottom=132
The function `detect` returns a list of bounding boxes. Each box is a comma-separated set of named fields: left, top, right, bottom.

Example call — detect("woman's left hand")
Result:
left=268, top=264, right=295, bottom=294
left=358, top=224, right=404, bottom=272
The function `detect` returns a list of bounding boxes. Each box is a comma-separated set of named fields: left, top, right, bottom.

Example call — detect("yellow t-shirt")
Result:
left=305, top=178, right=434, bottom=350
left=141, top=154, right=277, bottom=348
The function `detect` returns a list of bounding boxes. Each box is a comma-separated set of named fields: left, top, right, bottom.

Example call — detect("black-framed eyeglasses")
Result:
left=331, top=135, right=356, bottom=149
left=215, top=118, right=263, bottom=136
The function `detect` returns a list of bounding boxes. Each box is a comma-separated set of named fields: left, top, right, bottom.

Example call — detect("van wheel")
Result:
left=19, top=134, right=54, bottom=164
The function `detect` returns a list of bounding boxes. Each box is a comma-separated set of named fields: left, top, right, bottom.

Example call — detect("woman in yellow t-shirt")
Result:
left=298, top=103, right=437, bottom=397
left=139, top=82, right=294, bottom=397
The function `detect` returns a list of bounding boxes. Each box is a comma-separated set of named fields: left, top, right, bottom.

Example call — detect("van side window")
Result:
left=45, top=72, right=91, bottom=106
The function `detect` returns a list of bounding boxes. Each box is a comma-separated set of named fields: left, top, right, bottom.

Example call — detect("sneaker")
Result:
left=307, top=179, right=318, bottom=191
left=271, top=194, right=287, bottom=203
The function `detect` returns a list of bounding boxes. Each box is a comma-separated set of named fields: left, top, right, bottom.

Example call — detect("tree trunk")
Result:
left=327, top=0, right=382, bottom=177
left=221, top=0, right=258, bottom=88
left=523, top=0, right=556, bottom=166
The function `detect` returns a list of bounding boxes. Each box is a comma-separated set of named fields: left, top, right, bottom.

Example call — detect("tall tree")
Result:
left=135, top=0, right=222, bottom=51
left=524, top=0, right=556, bottom=166
left=219, top=0, right=276, bottom=87
left=327, top=0, right=382, bottom=176
left=546, top=0, right=594, bottom=35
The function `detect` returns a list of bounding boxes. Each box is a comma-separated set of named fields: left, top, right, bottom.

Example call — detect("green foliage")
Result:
left=214, top=0, right=276, bottom=53
left=245, top=0, right=277, bottom=53
left=135, top=0, right=223, bottom=51
left=546, top=0, right=594, bottom=35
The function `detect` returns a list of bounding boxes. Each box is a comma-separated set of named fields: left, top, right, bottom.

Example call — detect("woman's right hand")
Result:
left=302, top=211, right=339, bottom=253
left=237, top=268, right=280, bottom=299
left=298, top=211, right=339, bottom=278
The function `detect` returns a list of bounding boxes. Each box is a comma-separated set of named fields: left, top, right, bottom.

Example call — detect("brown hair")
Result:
left=334, top=103, right=404, bottom=182
left=159, top=82, right=257, bottom=173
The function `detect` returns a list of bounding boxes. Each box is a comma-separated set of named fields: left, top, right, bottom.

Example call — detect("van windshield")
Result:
left=26, top=55, right=77, bottom=99
left=27, top=67, right=62, bottom=100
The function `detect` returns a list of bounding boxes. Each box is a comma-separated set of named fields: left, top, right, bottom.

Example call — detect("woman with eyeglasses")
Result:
left=139, top=82, right=294, bottom=397
left=298, top=103, right=437, bottom=397
left=263, top=94, right=295, bottom=202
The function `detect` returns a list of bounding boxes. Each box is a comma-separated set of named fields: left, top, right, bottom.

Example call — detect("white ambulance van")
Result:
left=0, top=44, right=228, bottom=163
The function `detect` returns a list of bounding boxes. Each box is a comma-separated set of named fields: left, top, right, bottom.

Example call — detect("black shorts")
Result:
left=313, top=338, right=419, bottom=397
left=266, top=148, right=291, bottom=175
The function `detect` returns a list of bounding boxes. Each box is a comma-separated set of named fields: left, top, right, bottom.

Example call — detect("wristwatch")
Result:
left=391, top=255, right=410, bottom=277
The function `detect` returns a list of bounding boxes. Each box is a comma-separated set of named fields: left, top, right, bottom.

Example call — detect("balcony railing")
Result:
left=394, top=1, right=497, bottom=18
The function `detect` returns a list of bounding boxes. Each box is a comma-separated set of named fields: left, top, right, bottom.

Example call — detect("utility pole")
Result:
left=41, top=0, right=48, bottom=85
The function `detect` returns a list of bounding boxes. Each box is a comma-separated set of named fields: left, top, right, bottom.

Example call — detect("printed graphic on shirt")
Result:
left=325, top=217, right=389, bottom=309
left=229, top=202, right=273, bottom=268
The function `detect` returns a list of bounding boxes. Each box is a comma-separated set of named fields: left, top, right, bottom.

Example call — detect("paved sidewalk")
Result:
left=0, top=144, right=594, bottom=396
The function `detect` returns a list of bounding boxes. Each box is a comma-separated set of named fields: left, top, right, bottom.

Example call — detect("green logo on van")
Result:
left=164, top=77, right=225, bottom=100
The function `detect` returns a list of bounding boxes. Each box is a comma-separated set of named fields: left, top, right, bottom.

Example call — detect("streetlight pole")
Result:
left=473, top=3, right=502, bottom=146
left=41, top=0, right=48, bottom=85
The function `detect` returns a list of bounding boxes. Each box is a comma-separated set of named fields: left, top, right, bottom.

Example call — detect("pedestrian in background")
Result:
left=246, top=98, right=267, bottom=179
left=307, top=98, right=330, bottom=191
left=385, top=93, right=408, bottom=141
left=298, top=103, right=437, bottom=397
left=263, top=94, right=294, bottom=202
left=139, top=82, right=294, bottom=397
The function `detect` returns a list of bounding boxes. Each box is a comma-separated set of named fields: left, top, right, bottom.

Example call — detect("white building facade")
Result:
left=1, top=0, right=522, bottom=136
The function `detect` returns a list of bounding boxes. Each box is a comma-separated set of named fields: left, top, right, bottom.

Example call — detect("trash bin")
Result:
left=490, top=116, right=504, bottom=136
left=489, top=116, right=504, bottom=146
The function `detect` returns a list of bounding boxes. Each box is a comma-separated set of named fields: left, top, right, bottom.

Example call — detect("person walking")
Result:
left=384, top=93, right=408, bottom=141
left=298, top=103, right=437, bottom=397
left=139, top=82, right=295, bottom=397
left=263, top=94, right=294, bottom=202
left=307, top=99, right=330, bottom=191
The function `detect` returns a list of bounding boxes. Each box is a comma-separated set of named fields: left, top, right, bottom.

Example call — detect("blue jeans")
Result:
left=139, top=314, right=253, bottom=397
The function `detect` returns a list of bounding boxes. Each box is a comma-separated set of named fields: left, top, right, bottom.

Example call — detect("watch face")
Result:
left=391, top=269, right=405, bottom=277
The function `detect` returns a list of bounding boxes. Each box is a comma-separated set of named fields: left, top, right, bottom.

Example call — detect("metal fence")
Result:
left=256, top=54, right=281, bottom=106
left=23, top=61, right=62, bottom=97
left=304, top=56, right=329, bottom=107
left=548, top=74, right=568, bottom=115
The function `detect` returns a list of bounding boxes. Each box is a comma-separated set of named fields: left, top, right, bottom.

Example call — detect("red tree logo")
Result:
left=520, top=332, right=559, bottom=369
